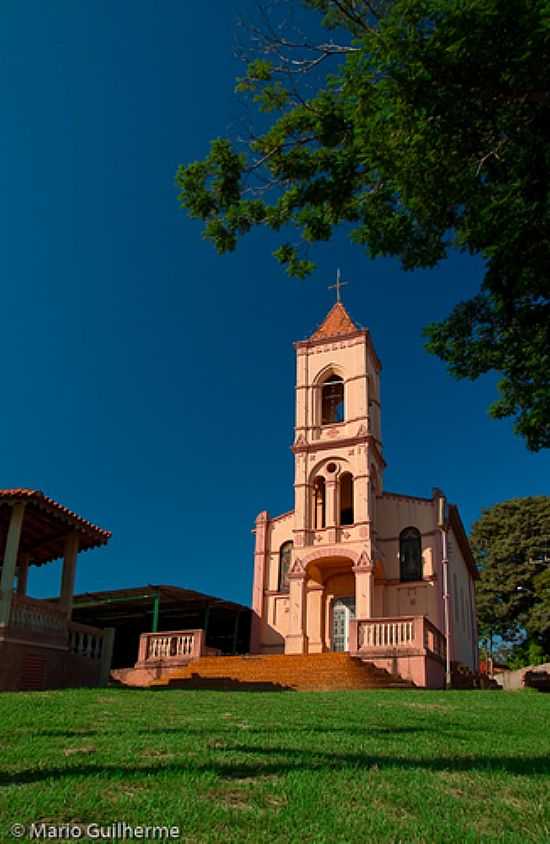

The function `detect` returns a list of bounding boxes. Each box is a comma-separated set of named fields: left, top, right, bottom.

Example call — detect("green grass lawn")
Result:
left=0, top=688, right=549, bottom=843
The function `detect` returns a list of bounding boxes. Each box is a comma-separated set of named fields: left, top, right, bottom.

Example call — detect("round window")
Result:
left=326, top=462, right=337, bottom=474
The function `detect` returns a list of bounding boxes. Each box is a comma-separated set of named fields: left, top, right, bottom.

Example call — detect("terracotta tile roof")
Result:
left=309, top=302, right=359, bottom=341
left=0, top=488, right=111, bottom=565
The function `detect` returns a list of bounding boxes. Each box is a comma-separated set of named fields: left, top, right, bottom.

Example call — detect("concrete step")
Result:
left=120, top=652, right=417, bottom=691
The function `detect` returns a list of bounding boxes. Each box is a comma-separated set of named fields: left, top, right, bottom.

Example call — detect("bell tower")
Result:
left=291, top=283, right=384, bottom=571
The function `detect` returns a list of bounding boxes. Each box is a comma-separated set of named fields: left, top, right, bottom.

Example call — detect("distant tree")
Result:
left=176, top=0, right=550, bottom=451
left=471, top=497, right=550, bottom=658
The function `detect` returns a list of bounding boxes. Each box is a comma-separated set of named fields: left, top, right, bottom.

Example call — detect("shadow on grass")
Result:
left=27, top=725, right=430, bottom=740
left=156, top=677, right=294, bottom=692
left=2, top=743, right=549, bottom=786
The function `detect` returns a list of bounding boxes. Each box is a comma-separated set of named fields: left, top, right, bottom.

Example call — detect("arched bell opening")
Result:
left=339, top=472, right=354, bottom=526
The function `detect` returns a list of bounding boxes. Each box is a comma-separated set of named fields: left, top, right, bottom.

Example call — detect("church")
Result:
left=250, top=290, right=479, bottom=689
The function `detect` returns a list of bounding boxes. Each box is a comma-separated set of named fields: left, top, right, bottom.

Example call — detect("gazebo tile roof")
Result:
left=0, top=488, right=111, bottom=565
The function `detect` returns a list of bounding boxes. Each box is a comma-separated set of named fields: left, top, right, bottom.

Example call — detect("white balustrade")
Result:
left=68, top=624, right=105, bottom=661
left=423, top=620, right=446, bottom=659
left=358, top=618, right=415, bottom=649
left=9, top=596, right=66, bottom=635
left=355, top=615, right=446, bottom=660
left=146, top=632, right=196, bottom=661
left=136, top=629, right=204, bottom=665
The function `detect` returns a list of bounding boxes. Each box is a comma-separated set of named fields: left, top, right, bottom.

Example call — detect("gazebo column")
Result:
left=353, top=552, right=375, bottom=619
left=59, top=532, right=79, bottom=617
left=285, top=561, right=308, bottom=654
left=0, top=502, right=26, bottom=625
left=16, top=553, right=30, bottom=596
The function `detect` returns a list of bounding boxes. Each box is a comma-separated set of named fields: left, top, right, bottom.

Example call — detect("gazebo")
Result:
left=0, top=488, right=113, bottom=691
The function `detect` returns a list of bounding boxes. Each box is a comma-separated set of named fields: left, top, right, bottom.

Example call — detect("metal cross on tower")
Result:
left=328, top=268, right=347, bottom=303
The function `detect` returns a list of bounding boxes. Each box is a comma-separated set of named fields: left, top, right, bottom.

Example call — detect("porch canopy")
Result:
left=69, top=585, right=251, bottom=668
left=0, top=488, right=111, bottom=625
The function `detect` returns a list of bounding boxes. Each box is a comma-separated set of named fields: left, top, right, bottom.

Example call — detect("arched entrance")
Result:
left=300, top=548, right=362, bottom=654
left=285, top=547, right=374, bottom=655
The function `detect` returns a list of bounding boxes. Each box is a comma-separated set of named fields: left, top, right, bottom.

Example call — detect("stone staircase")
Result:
left=139, top=652, right=415, bottom=691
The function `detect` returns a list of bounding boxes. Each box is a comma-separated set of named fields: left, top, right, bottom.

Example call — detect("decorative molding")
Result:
left=352, top=550, right=374, bottom=573
left=292, top=433, right=385, bottom=459
left=384, top=577, right=436, bottom=587
left=288, top=557, right=306, bottom=579
left=301, top=547, right=361, bottom=567
left=294, top=330, right=367, bottom=351
left=377, top=530, right=438, bottom=543
left=270, top=510, right=294, bottom=523
left=382, top=491, right=434, bottom=504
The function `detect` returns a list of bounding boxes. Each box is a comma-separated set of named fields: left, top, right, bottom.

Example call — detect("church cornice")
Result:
left=270, top=509, right=294, bottom=523
left=382, top=491, right=434, bottom=504
left=292, top=432, right=381, bottom=454
left=292, top=434, right=387, bottom=470
left=294, top=329, right=382, bottom=372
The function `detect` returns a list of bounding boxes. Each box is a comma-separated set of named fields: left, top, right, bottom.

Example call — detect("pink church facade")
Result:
left=251, top=302, right=478, bottom=688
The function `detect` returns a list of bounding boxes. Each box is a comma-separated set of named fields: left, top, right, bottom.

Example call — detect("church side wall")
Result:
left=259, top=513, right=294, bottom=653
left=377, top=495, right=443, bottom=631
left=448, top=527, right=477, bottom=670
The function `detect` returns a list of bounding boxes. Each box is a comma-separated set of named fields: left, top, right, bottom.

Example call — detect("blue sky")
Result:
left=2, top=1, right=548, bottom=605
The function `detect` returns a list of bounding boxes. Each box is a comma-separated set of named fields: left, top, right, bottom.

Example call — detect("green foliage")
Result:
left=176, top=0, right=550, bottom=450
left=472, top=496, right=550, bottom=655
left=483, top=638, right=548, bottom=670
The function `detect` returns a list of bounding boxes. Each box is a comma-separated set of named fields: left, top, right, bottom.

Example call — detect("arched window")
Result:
left=278, top=541, right=293, bottom=593
left=321, top=374, right=344, bottom=425
left=339, top=472, right=354, bottom=526
left=313, top=477, right=326, bottom=529
left=399, top=527, right=422, bottom=582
